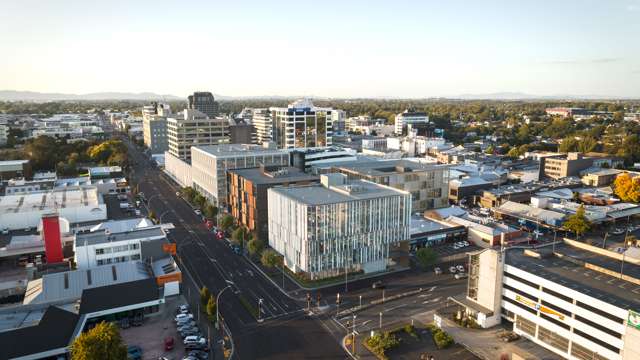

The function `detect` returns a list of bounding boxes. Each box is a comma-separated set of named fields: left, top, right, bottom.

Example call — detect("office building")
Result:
left=187, top=91, right=219, bottom=118
left=0, top=159, right=32, bottom=180
left=395, top=109, right=429, bottom=135
left=142, top=102, right=171, bottom=154
left=450, top=244, right=640, bottom=360
left=331, top=109, right=346, bottom=133
left=543, top=152, right=623, bottom=179
left=290, top=146, right=358, bottom=172
left=267, top=174, right=411, bottom=279
left=229, top=118, right=257, bottom=144
left=227, top=165, right=318, bottom=240
left=254, top=99, right=334, bottom=149
left=167, top=109, right=229, bottom=161
left=190, top=144, right=289, bottom=206
left=334, top=159, right=450, bottom=212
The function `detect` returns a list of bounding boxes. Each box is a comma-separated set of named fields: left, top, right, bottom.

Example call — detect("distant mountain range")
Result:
left=0, top=90, right=183, bottom=101
left=0, top=90, right=635, bottom=102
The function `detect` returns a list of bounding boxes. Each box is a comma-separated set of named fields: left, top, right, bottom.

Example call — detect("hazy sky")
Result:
left=1, top=0, right=639, bottom=98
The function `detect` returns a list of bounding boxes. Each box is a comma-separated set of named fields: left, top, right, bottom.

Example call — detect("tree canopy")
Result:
left=70, top=321, right=127, bottom=360
left=614, top=173, right=640, bottom=203
left=563, top=205, right=591, bottom=238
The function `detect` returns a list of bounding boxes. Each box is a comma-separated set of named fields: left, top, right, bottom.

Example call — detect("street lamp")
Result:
left=359, top=295, right=362, bottom=308
left=352, top=314, right=357, bottom=355
left=216, top=280, right=235, bottom=333
left=258, top=298, right=264, bottom=323
left=379, top=312, right=382, bottom=329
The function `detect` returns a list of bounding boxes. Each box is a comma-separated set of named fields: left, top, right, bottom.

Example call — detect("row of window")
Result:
left=96, top=254, right=140, bottom=266
left=95, top=243, right=139, bottom=255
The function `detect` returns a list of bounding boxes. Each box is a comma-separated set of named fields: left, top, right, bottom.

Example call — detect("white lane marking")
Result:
left=384, top=304, right=408, bottom=312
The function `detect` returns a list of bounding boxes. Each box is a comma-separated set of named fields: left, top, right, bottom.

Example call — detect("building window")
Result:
left=541, top=286, right=573, bottom=304
left=131, top=254, right=141, bottom=260
left=504, top=270, right=539, bottom=290
left=573, top=328, right=620, bottom=354
left=574, top=314, right=622, bottom=339
left=515, top=315, right=536, bottom=336
left=537, top=325, right=569, bottom=352
left=576, top=301, right=624, bottom=324
left=95, top=248, right=105, bottom=255
left=571, top=342, right=609, bottom=360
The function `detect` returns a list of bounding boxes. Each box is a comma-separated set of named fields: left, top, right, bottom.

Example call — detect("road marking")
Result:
left=428, top=286, right=437, bottom=292
left=384, top=304, right=407, bottom=312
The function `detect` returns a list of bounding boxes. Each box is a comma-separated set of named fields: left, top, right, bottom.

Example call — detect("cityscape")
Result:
left=1, top=1, right=640, bottom=360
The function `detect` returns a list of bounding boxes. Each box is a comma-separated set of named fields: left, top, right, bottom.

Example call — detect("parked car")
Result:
left=456, top=265, right=465, bottom=272
left=164, top=336, right=175, bottom=351
left=187, top=350, right=209, bottom=360
left=183, top=336, right=207, bottom=346
left=176, top=191, right=181, bottom=197
left=180, top=329, right=202, bottom=338
left=0, top=228, right=8, bottom=235
left=462, top=241, right=470, bottom=247
left=127, top=345, right=143, bottom=360
left=455, top=272, right=468, bottom=280
left=177, top=304, right=190, bottom=314
left=194, top=209, right=202, bottom=216
left=175, top=313, right=194, bottom=322
left=434, top=267, right=442, bottom=275
left=449, top=266, right=457, bottom=274
left=612, top=228, right=625, bottom=235
left=120, top=318, right=130, bottom=329
left=177, top=322, right=196, bottom=331
left=371, top=281, right=384, bottom=289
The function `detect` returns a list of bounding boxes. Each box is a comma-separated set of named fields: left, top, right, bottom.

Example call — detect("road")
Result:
left=123, top=139, right=346, bottom=359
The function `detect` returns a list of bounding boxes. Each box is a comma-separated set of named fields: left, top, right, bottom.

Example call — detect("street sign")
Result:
left=628, top=310, right=640, bottom=329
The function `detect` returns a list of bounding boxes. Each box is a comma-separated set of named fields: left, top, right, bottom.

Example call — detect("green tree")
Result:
left=261, top=249, right=282, bottom=269
left=206, top=295, right=217, bottom=323
left=200, top=286, right=210, bottom=308
left=193, top=193, right=206, bottom=208
left=563, top=205, right=591, bottom=239
left=182, top=187, right=196, bottom=203
left=219, top=214, right=235, bottom=232
left=247, top=237, right=265, bottom=257
left=231, top=226, right=249, bottom=248
left=70, top=321, right=127, bottom=360
left=203, top=202, right=219, bottom=220
left=415, top=247, right=438, bottom=269
left=577, top=136, right=597, bottom=153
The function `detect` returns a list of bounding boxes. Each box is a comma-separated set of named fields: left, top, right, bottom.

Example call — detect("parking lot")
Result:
left=121, top=296, right=189, bottom=360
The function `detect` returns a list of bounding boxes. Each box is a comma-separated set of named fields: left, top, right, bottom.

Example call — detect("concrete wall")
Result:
left=164, top=151, right=192, bottom=188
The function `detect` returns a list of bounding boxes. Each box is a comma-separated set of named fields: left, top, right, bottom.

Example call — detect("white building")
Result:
left=167, top=109, right=229, bottom=161
left=190, top=143, right=289, bottom=206
left=74, top=225, right=167, bottom=269
left=254, top=99, right=335, bottom=149
left=267, top=174, right=411, bottom=279
left=395, top=109, right=429, bottom=135
left=0, top=186, right=107, bottom=231
left=453, top=245, right=640, bottom=360
left=0, top=124, right=7, bottom=145
left=164, top=151, right=193, bottom=188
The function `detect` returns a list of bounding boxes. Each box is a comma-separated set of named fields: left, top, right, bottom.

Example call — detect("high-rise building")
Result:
left=142, top=102, right=171, bottom=154
left=167, top=109, right=229, bottom=161
left=395, top=108, right=429, bottom=135
left=252, top=99, right=334, bottom=149
left=187, top=91, right=219, bottom=118
left=0, top=124, right=8, bottom=146
left=267, top=173, right=411, bottom=279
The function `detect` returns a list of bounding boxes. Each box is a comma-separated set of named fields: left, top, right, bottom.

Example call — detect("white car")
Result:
left=456, top=265, right=465, bottom=272
left=532, top=230, right=543, bottom=238
left=194, top=209, right=202, bottom=215
left=183, top=336, right=206, bottom=346
left=434, top=267, right=442, bottom=275
left=175, top=313, right=194, bottom=322
left=449, top=266, right=457, bottom=274
left=462, top=241, right=470, bottom=247
left=455, top=272, right=468, bottom=280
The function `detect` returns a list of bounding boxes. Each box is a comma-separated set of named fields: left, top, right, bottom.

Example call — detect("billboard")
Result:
left=628, top=310, right=640, bottom=330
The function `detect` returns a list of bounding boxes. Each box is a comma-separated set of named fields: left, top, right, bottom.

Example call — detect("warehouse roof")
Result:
left=79, top=278, right=159, bottom=314
left=0, top=185, right=102, bottom=215
left=74, top=226, right=165, bottom=247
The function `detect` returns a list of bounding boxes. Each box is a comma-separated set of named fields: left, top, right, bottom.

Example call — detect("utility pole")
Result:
left=258, top=298, right=264, bottom=323
left=306, top=293, right=311, bottom=312
left=379, top=312, right=382, bottom=329
left=382, top=289, right=385, bottom=304
left=352, top=314, right=357, bottom=355
left=336, top=293, right=341, bottom=316
left=359, top=295, right=362, bottom=308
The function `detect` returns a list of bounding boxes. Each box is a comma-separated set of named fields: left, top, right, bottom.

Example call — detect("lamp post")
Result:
left=359, top=295, right=362, bottom=308
left=258, top=298, right=264, bottom=323
left=216, top=280, right=235, bottom=334
left=352, top=314, right=357, bottom=355
left=379, top=312, right=382, bottom=329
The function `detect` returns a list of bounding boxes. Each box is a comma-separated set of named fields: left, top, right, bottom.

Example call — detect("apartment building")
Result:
left=334, top=159, right=450, bottom=212
left=394, top=109, right=429, bottom=135
left=267, top=174, right=411, bottom=279
left=142, top=102, right=171, bottom=154
left=0, top=124, right=7, bottom=146
left=543, top=152, right=623, bottom=179
left=190, top=144, right=289, bottom=206
left=253, top=99, right=334, bottom=149
left=452, top=245, right=640, bottom=360
left=227, top=165, right=318, bottom=240
left=166, top=109, right=229, bottom=161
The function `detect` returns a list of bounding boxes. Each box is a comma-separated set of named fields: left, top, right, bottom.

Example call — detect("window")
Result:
left=541, top=286, right=573, bottom=304
left=537, top=325, right=569, bottom=352
left=95, top=248, right=105, bottom=255
left=575, top=314, right=622, bottom=339
left=515, top=315, right=536, bottom=336
left=573, top=328, right=620, bottom=354
left=131, top=254, right=141, bottom=260
left=540, top=312, right=569, bottom=330
left=571, top=342, right=609, bottom=360
left=503, top=283, right=538, bottom=301
left=576, top=301, right=624, bottom=324
left=504, top=271, right=539, bottom=290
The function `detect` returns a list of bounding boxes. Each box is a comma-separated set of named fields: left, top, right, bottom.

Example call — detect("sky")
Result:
left=1, top=0, right=639, bottom=98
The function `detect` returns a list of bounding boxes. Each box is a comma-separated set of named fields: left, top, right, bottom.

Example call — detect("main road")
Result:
left=123, top=139, right=346, bottom=359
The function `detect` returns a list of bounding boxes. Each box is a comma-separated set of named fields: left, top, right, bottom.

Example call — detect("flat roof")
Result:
left=335, top=159, right=445, bottom=176
left=506, top=247, right=640, bottom=311
left=74, top=226, right=165, bottom=247
left=410, top=216, right=451, bottom=235
left=270, top=180, right=407, bottom=206
left=194, top=144, right=286, bottom=158
left=228, top=166, right=319, bottom=185
left=0, top=160, right=29, bottom=166
left=79, top=278, right=160, bottom=314
left=0, top=186, right=102, bottom=215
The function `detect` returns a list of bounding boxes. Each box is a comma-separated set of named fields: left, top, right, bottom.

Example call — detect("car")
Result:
left=372, top=281, right=384, bottom=289
left=456, top=265, right=465, bottom=272
left=462, top=241, right=470, bottom=247
left=184, top=336, right=207, bottom=346
left=177, top=322, right=196, bottom=331
left=452, top=243, right=460, bottom=250
left=194, top=209, right=202, bottom=215
left=232, top=245, right=242, bottom=255
left=184, top=342, right=209, bottom=351
left=455, top=272, right=468, bottom=280
left=164, top=336, right=175, bottom=351
left=434, top=267, right=442, bottom=275
left=127, top=345, right=143, bottom=360
left=177, top=304, right=190, bottom=314
left=175, top=313, right=194, bottom=322
left=449, top=266, right=457, bottom=274
left=181, top=329, right=202, bottom=338
left=612, top=228, right=625, bottom=235
left=0, top=228, right=8, bottom=235
left=176, top=191, right=181, bottom=197
left=187, top=350, right=209, bottom=360
left=532, top=230, right=543, bottom=238
left=117, top=194, right=128, bottom=200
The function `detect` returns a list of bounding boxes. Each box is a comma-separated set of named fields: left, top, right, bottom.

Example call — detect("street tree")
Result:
left=563, top=205, right=591, bottom=239
left=231, top=226, right=249, bottom=248
left=200, top=286, right=210, bottom=308
left=261, top=249, right=282, bottom=269
left=219, top=214, right=235, bottom=232
left=206, top=295, right=217, bottom=323
left=70, top=321, right=127, bottom=360
left=247, top=237, right=265, bottom=257
left=203, top=202, right=219, bottom=220
left=415, top=247, right=438, bottom=269
left=614, top=173, right=640, bottom=203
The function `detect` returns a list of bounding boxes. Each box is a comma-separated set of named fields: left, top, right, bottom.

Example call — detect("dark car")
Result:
left=372, top=281, right=385, bottom=289
left=164, top=336, right=175, bottom=351
left=127, top=345, right=142, bottom=360
left=188, top=350, right=209, bottom=359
